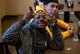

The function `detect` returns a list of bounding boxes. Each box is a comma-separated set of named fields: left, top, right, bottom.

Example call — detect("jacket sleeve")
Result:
left=2, top=19, right=26, bottom=46
left=48, top=25, right=64, bottom=50
left=57, top=19, right=69, bottom=29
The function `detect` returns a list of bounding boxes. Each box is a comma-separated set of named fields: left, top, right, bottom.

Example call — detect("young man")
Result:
left=2, top=10, right=64, bottom=54
left=36, top=0, right=74, bottom=39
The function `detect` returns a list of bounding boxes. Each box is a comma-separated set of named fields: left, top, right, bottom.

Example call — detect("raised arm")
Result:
left=2, top=12, right=34, bottom=46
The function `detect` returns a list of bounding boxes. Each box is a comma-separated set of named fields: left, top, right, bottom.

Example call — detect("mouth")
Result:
left=51, top=12, right=57, bottom=15
left=39, top=23, right=45, bottom=26
left=38, top=22, right=45, bottom=26
left=37, top=21, right=46, bottom=28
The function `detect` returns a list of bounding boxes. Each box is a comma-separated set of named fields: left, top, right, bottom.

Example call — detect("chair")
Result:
left=0, top=42, right=19, bottom=54
left=0, top=42, right=10, bottom=54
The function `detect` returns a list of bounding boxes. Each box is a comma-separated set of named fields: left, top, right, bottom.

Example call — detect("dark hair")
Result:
left=39, top=0, right=45, bottom=2
left=39, top=0, right=59, bottom=5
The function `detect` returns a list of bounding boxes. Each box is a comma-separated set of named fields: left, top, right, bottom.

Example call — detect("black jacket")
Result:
left=2, top=19, right=64, bottom=54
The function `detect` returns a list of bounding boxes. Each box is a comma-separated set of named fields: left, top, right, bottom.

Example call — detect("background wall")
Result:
left=0, top=0, right=35, bottom=16
left=5, top=0, right=35, bottom=15
left=0, top=0, right=5, bottom=19
left=0, top=0, right=5, bottom=41
left=18, top=0, right=35, bottom=15
left=5, top=0, right=18, bottom=15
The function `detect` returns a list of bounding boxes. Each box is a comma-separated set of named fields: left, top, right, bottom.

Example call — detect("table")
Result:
left=45, top=37, right=80, bottom=54
left=58, top=0, right=80, bottom=23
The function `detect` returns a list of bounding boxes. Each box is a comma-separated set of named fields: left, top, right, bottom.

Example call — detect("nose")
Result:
left=40, top=17, right=44, bottom=20
left=39, top=16, right=45, bottom=21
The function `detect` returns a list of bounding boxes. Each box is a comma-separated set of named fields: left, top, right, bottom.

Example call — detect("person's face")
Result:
left=35, top=11, right=48, bottom=29
left=45, top=2, right=58, bottom=16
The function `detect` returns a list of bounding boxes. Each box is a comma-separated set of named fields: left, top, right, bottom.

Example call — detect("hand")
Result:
left=23, top=11, right=35, bottom=21
left=67, top=26, right=74, bottom=36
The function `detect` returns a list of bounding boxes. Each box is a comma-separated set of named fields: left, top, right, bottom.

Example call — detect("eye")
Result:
left=35, top=14, right=40, bottom=19
left=51, top=5, right=58, bottom=8
left=51, top=5, right=55, bottom=8
left=42, top=16, right=46, bottom=19
left=45, top=15, right=51, bottom=19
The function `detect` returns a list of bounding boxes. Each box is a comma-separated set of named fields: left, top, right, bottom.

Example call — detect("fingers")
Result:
left=67, top=26, right=74, bottom=31
left=26, top=11, right=35, bottom=18
left=67, top=26, right=74, bottom=36
left=23, top=11, right=35, bottom=21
